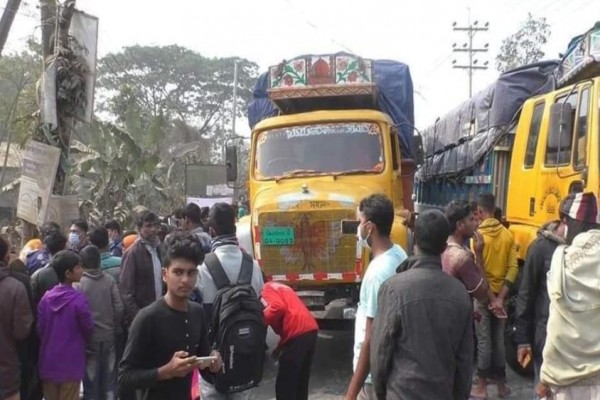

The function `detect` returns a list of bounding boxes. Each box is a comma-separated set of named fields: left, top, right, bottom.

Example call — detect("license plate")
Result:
left=262, top=226, right=295, bottom=246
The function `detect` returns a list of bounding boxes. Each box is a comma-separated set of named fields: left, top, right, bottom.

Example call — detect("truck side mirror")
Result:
left=412, top=135, right=424, bottom=166
left=548, top=102, right=573, bottom=150
left=225, top=145, right=238, bottom=182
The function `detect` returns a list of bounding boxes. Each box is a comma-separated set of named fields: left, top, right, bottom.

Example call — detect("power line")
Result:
left=282, top=0, right=356, bottom=53
left=452, top=9, right=489, bottom=98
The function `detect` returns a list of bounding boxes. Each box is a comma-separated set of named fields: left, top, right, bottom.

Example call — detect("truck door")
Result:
left=507, top=99, right=546, bottom=226
left=390, top=127, right=404, bottom=209
left=538, top=84, right=592, bottom=223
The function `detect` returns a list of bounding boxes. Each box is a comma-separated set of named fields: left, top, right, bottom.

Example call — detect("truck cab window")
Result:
left=545, top=91, right=578, bottom=166
left=573, top=87, right=590, bottom=170
left=390, top=127, right=400, bottom=170
left=524, top=102, right=545, bottom=168
left=255, top=122, right=384, bottom=179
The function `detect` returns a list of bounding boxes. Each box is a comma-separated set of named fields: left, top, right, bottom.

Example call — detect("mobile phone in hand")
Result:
left=191, top=356, right=218, bottom=369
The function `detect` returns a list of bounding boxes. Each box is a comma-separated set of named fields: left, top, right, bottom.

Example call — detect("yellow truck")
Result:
left=415, top=23, right=600, bottom=373
left=225, top=53, right=417, bottom=327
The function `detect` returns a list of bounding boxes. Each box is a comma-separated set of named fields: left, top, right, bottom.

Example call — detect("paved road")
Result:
left=255, top=329, right=534, bottom=400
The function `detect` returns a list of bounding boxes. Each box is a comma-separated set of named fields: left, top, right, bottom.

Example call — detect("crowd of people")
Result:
left=0, top=201, right=318, bottom=400
left=344, top=191, right=600, bottom=400
left=2, top=190, right=600, bottom=400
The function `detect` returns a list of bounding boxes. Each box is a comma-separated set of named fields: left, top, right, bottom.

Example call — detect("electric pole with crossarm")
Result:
left=452, top=10, right=490, bottom=97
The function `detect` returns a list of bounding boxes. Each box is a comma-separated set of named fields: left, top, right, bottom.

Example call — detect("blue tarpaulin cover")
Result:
left=247, top=53, right=415, bottom=158
left=416, top=60, right=558, bottom=181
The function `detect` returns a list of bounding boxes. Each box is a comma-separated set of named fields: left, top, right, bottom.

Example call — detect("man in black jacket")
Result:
left=515, top=219, right=566, bottom=389
left=30, top=230, right=68, bottom=309
left=120, top=210, right=163, bottom=325
left=119, top=233, right=221, bottom=400
left=371, top=210, right=473, bottom=400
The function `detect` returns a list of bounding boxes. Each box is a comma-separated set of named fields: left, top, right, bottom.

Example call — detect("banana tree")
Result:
left=71, top=119, right=170, bottom=227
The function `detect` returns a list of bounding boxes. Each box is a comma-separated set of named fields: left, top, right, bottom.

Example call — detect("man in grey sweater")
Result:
left=78, top=245, right=124, bottom=400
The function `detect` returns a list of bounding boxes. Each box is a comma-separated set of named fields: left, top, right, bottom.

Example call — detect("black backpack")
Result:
left=205, top=252, right=266, bottom=394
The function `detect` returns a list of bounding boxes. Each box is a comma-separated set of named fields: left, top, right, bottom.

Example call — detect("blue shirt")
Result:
left=353, top=244, right=407, bottom=382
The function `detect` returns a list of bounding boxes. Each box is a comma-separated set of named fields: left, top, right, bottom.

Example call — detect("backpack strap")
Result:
left=205, top=253, right=231, bottom=290
left=236, top=252, right=254, bottom=285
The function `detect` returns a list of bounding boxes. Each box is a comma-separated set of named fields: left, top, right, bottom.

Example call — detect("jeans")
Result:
left=475, top=300, right=506, bottom=381
left=200, top=379, right=253, bottom=400
left=83, top=341, right=116, bottom=400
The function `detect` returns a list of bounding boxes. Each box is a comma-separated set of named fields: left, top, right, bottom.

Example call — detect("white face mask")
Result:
left=357, top=223, right=371, bottom=249
left=68, top=232, right=81, bottom=249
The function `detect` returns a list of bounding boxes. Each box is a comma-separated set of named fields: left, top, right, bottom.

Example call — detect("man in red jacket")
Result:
left=262, top=282, right=319, bottom=400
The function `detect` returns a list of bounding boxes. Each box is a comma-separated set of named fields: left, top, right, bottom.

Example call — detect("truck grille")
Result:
left=258, top=209, right=357, bottom=278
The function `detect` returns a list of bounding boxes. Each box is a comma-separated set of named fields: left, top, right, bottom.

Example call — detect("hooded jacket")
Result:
left=541, top=229, right=600, bottom=386
left=515, top=222, right=564, bottom=365
left=100, top=251, right=122, bottom=284
left=262, top=282, right=318, bottom=349
left=37, top=283, right=94, bottom=382
left=477, top=218, right=519, bottom=293
left=0, top=267, right=33, bottom=396
left=77, top=269, right=124, bottom=343
left=31, top=263, right=59, bottom=309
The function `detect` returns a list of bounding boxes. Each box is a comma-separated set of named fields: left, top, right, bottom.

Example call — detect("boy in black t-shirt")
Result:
left=118, top=233, right=222, bottom=400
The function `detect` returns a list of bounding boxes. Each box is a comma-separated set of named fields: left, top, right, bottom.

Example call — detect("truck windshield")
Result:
left=255, top=122, right=384, bottom=180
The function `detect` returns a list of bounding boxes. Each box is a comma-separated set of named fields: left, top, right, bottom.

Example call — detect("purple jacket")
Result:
left=37, top=284, right=94, bottom=382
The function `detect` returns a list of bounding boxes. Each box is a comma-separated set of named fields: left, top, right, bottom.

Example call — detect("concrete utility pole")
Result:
left=40, top=0, right=56, bottom=60
left=0, top=0, right=22, bottom=56
left=452, top=9, right=489, bottom=97
left=232, top=60, right=238, bottom=137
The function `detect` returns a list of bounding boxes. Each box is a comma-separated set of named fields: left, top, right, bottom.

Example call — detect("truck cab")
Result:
left=228, top=53, right=416, bottom=324
left=507, top=77, right=600, bottom=258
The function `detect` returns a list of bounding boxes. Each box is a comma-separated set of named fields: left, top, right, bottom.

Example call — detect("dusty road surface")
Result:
left=255, top=329, right=534, bottom=400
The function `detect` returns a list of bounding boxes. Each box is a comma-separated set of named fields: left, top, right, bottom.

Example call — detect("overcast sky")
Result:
left=4, top=0, right=600, bottom=132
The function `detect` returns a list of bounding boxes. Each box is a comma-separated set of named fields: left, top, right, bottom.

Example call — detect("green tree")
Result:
left=72, top=119, right=169, bottom=225
left=97, top=45, right=258, bottom=150
left=0, top=44, right=42, bottom=191
left=495, top=13, right=551, bottom=73
left=0, top=44, right=41, bottom=145
left=73, top=46, right=260, bottom=222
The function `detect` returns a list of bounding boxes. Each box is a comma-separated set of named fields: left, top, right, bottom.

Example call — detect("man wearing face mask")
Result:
left=68, top=220, right=89, bottom=253
left=345, top=194, right=407, bottom=400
